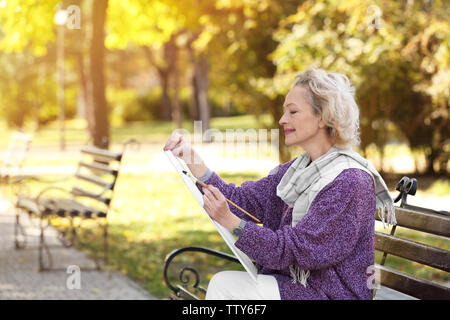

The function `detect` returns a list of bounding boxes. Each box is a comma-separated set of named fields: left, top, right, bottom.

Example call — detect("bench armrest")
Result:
left=16, top=174, right=75, bottom=184
left=163, top=246, right=241, bottom=299
left=35, top=186, right=74, bottom=209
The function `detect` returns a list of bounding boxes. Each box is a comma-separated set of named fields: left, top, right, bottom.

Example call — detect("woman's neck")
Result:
left=304, top=141, right=334, bottom=162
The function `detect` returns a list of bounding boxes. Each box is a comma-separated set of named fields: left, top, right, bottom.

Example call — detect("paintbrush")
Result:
left=182, top=170, right=261, bottom=223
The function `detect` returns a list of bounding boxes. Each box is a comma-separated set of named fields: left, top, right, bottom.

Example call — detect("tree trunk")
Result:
left=193, top=53, right=210, bottom=133
left=424, top=147, right=438, bottom=175
left=159, top=68, right=172, bottom=121
left=72, top=0, right=93, bottom=139
left=186, top=33, right=200, bottom=121
left=76, top=46, right=92, bottom=136
left=89, top=0, right=109, bottom=149
left=142, top=45, right=172, bottom=121
left=188, top=67, right=199, bottom=120
left=171, top=43, right=182, bottom=129
left=268, top=96, right=290, bottom=163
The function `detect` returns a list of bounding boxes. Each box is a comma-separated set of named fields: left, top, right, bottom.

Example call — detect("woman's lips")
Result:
left=284, top=129, right=295, bottom=135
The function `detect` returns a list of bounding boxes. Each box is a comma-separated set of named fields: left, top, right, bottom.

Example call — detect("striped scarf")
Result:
left=276, top=145, right=395, bottom=287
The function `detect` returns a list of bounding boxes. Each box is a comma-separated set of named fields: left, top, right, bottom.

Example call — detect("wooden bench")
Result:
left=14, top=141, right=136, bottom=271
left=163, top=176, right=450, bottom=300
left=374, top=176, right=450, bottom=300
left=0, top=131, right=32, bottom=185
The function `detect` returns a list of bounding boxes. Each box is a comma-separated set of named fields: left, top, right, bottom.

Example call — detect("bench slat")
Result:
left=375, top=232, right=450, bottom=272
left=376, top=264, right=450, bottom=300
left=403, top=203, right=450, bottom=217
left=45, top=198, right=106, bottom=218
left=63, top=199, right=106, bottom=218
left=81, top=146, right=122, bottom=161
left=375, top=206, right=450, bottom=238
left=17, top=196, right=40, bottom=215
left=18, top=195, right=107, bottom=218
left=75, top=173, right=112, bottom=189
left=71, top=187, right=111, bottom=205
left=79, top=161, right=118, bottom=176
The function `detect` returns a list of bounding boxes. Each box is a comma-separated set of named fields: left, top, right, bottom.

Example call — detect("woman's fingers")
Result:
left=207, top=185, right=224, bottom=201
left=204, top=186, right=219, bottom=200
left=203, top=197, right=210, bottom=210
left=203, top=193, right=213, bottom=215
left=165, top=135, right=196, bottom=163
left=163, top=133, right=183, bottom=151
left=171, top=143, right=185, bottom=158
left=203, top=187, right=217, bottom=201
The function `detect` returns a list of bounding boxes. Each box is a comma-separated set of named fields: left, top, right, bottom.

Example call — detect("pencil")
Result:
left=182, top=170, right=261, bottom=223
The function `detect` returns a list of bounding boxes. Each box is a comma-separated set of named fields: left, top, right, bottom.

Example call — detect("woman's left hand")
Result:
left=203, top=185, right=240, bottom=232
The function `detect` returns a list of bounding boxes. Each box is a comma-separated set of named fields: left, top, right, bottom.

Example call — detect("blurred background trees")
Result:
left=0, top=0, right=448, bottom=173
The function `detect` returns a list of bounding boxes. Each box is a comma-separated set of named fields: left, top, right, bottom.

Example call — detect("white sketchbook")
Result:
left=164, top=150, right=258, bottom=282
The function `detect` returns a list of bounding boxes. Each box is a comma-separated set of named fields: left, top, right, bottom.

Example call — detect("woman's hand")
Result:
left=163, top=132, right=208, bottom=178
left=203, top=185, right=241, bottom=232
left=163, top=132, right=194, bottom=162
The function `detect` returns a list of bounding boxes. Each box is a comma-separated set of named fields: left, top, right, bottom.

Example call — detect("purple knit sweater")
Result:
left=200, top=159, right=376, bottom=300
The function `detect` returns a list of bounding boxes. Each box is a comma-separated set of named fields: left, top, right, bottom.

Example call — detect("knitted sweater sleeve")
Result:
left=196, top=161, right=293, bottom=224
left=234, top=169, right=375, bottom=271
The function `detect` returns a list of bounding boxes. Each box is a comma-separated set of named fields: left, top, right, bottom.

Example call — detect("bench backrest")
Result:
left=70, top=145, right=124, bottom=214
left=375, top=206, right=450, bottom=299
left=0, top=132, right=32, bottom=180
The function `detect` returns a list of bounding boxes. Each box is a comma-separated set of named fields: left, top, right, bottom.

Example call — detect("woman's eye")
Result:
left=290, top=111, right=297, bottom=115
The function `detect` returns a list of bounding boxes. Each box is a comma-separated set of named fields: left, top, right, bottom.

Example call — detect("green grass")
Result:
left=427, top=179, right=450, bottom=197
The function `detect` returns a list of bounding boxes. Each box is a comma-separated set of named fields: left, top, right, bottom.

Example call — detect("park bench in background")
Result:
left=0, top=131, right=32, bottom=185
left=163, top=176, right=450, bottom=300
left=14, top=140, right=137, bottom=271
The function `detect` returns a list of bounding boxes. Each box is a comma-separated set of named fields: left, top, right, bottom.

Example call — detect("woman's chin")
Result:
left=284, top=138, right=296, bottom=146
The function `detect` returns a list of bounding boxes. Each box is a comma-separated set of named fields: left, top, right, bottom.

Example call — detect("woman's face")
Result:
left=279, top=86, right=323, bottom=147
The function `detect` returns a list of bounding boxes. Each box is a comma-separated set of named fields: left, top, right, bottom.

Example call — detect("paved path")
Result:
left=0, top=197, right=156, bottom=300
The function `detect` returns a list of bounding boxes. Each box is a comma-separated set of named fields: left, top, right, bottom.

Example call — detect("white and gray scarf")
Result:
left=276, top=145, right=396, bottom=287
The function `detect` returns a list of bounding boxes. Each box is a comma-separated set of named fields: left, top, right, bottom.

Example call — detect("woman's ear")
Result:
left=318, top=118, right=326, bottom=129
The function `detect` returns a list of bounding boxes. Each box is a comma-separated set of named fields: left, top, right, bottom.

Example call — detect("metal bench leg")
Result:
left=38, top=217, right=53, bottom=271
left=103, top=220, right=108, bottom=266
left=57, top=217, right=77, bottom=248
left=14, top=208, right=27, bottom=249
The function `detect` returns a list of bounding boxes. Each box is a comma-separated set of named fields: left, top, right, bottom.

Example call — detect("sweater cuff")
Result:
left=234, top=221, right=260, bottom=257
left=198, top=168, right=213, bottom=183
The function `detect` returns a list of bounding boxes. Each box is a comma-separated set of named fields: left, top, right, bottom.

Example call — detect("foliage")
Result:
left=262, top=0, right=449, bottom=173
left=0, top=0, right=448, bottom=166
left=0, top=1, right=82, bottom=128
left=0, top=0, right=60, bottom=55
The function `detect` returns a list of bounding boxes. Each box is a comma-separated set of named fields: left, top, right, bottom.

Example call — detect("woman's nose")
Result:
left=279, top=113, right=287, bottom=126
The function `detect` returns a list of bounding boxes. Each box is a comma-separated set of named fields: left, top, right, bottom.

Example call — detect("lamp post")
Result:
left=54, top=9, right=67, bottom=151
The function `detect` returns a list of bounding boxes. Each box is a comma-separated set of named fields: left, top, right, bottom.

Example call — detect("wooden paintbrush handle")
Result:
left=186, top=171, right=261, bottom=223
left=225, top=199, right=261, bottom=223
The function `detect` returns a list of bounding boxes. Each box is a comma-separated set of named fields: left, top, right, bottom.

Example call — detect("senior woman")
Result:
left=163, top=67, right=395, bottom=300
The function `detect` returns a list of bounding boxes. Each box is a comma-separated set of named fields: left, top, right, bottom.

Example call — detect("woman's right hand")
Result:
left=163, top=132, right=190, bottom=158
left=163, top=132, right=208, bottom=178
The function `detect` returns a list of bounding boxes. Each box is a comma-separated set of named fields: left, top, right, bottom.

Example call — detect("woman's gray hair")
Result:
left=293, top=67, right=361, bottom=148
